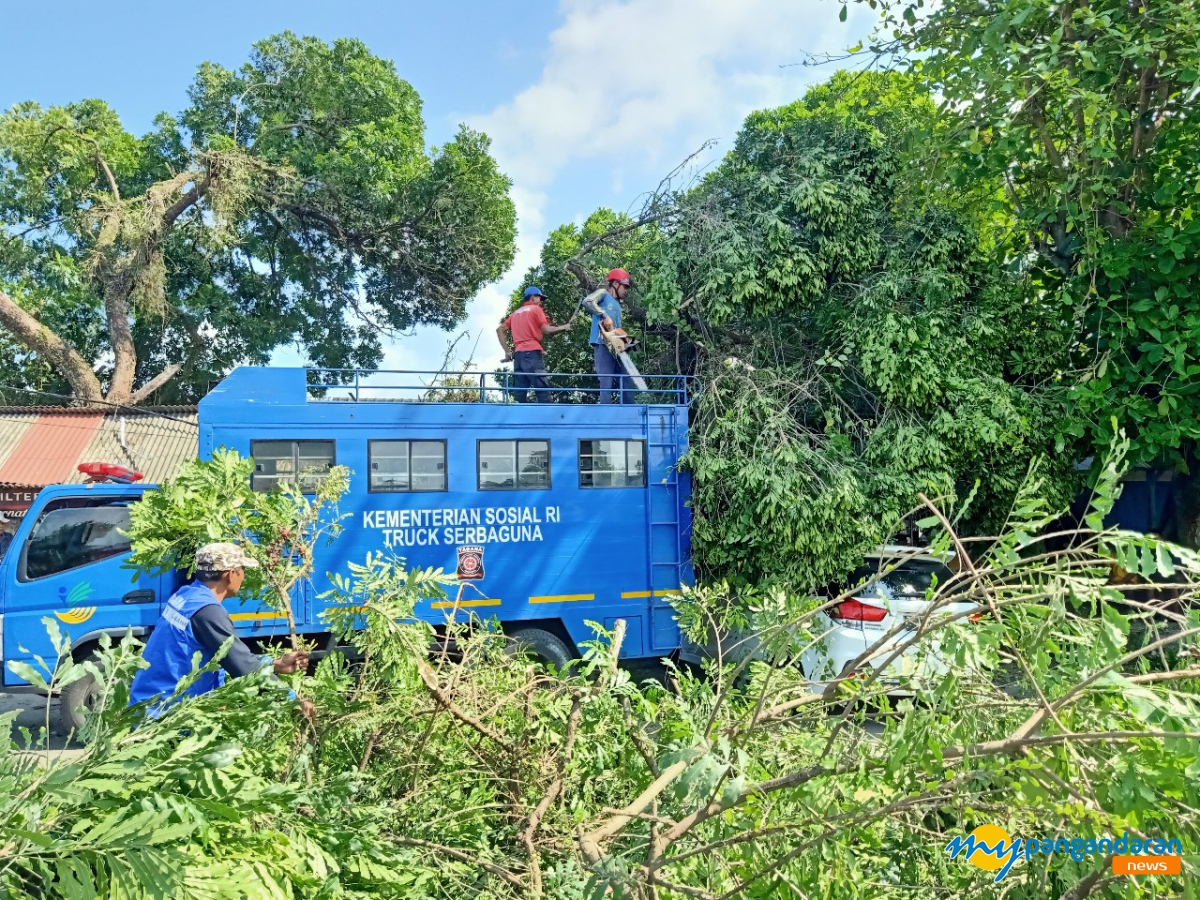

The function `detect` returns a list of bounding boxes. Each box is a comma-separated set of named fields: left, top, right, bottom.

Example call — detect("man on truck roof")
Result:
left=129, top=542, right=313, bottom=719
left=584, top=268, right=634, bottom=405
left=497, top=286, right=572, bottom=403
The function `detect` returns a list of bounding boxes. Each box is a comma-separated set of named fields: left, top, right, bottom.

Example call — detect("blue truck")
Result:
left=0, top=366, right=695, bottom=730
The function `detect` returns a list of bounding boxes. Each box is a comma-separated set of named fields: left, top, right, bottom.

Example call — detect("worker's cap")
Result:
left=523, top=285, right=545, bottom=300
left=195, top=542, right=260, bottom=572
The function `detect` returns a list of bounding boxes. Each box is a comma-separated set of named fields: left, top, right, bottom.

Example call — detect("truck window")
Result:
left=251, top=440, right=336, bottom=492
left=478, top=440, right=550, bottom=490
left=579, top=440, right=646, bottom=488
left=20, top=498, right=135, bottom=581
left=370, top=440, right=447, bottom=492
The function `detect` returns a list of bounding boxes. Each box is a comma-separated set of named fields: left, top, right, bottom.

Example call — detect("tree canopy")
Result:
left=0, top=32, right=516, bottom=404
left=849, top=0, right=1200, bottom=529
left=528, top=72, right=1069, bottom=588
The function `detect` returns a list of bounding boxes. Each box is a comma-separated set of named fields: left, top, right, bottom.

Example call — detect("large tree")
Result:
left=532, top=73, right=1068, bottom=588
left=0, top=33, right=516, bottom=404
left=849, top=0, right=1200, bottom=537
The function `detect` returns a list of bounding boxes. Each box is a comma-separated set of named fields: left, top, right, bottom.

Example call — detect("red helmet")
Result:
left=606, top=268, right=632, bottom=286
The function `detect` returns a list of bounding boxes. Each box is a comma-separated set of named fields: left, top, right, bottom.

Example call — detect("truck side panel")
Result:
left=207, top=416, right=683, bottom=658
left=199, top=368, right=693, bottom=659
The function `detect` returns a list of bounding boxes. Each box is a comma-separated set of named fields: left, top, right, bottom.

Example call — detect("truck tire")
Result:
left=504, top=627, right=575, bottom=672
left=59, top=650, right=102, bottom=734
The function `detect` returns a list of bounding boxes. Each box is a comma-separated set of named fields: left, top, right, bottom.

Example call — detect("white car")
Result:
left=799, top=546, right=980, bottom=692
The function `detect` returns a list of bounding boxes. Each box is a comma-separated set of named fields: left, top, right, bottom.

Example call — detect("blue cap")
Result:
left=523, top=286, right=545, bottom=300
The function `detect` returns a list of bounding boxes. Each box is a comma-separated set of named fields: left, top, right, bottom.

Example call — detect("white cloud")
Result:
left=476, top=0, right=861, bottom=190
left=377, top=0, right=868, bottom=376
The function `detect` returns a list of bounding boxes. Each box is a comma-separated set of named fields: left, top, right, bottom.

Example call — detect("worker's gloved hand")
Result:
left=273, top=650, right=310, bottom=675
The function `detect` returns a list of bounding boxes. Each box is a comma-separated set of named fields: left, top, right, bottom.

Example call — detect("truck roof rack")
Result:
left=303, top=368, right=695, bottom=406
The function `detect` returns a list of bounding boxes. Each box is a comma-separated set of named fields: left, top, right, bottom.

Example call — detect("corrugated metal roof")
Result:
left=0, top=407, right=197, bottom=487
left=0, top=405, right=195, bottom=415
left=67, top=412, right=198, bottom=485
left=0, top=414, right=104, bottom=484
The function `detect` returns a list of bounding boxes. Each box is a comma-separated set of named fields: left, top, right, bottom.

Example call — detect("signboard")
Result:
left=0, top=488, right=38, bottom=519
left=363, top=504, right=562, bottom=549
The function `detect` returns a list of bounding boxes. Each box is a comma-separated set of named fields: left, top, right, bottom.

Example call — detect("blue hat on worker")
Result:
left=523, top=286, right=545, bottom=300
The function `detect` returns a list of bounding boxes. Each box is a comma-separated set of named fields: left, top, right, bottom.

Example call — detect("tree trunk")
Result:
left=102, top=277, right=138, bottom=405
left=0, top=167, right=210, bottom=406
left=0, top=289, right=104, bottom=403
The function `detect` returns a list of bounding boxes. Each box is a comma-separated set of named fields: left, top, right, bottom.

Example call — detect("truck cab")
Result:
left=0, top=481, right=175, bottom=687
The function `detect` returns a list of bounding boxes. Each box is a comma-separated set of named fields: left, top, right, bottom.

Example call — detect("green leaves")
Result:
left=0, top=620, right=341, bottom=900
left=0, top=33, right=516, bottom=403
left=853, top=0, right=1200, bottom=477
left=125, top=449, right=350, bottom=644
left=535, top=71, right=1059, bottom=589
left=10, top=506, right=1200, bottom=900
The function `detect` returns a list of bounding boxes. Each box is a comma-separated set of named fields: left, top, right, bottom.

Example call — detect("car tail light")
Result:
left=830, top=599, right=888, bottom=622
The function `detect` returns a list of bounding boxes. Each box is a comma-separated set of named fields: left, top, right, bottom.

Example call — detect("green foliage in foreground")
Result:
left=125, top=449, right=350, bottom=644
left=1, top=626, right=414, bottom=899
left=5, top=468, right=1200, bottom=898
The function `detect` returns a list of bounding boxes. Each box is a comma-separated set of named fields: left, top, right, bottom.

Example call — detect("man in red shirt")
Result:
left=496, top=286, right=572, bottom=402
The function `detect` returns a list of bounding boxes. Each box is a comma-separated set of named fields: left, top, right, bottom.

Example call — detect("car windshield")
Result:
left=848, top=558, right=955, bottom=599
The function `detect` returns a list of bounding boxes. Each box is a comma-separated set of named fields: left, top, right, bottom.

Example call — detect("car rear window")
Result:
left=848, top=559, right=954, bottom=598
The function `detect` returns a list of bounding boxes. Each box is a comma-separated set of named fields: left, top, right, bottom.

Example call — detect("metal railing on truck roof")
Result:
left=304, top=368, right=695, bottom=406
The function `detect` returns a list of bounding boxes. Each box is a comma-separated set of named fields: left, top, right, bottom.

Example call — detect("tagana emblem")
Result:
left=456, top=545, right=485, bottom=581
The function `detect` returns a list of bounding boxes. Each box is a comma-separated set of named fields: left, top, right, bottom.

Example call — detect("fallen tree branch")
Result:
left=413, top=655, right=514, bottom=752
left=389, top=834, right=525, bottom=889
left=578, top=760, right=690, bottom=863
left=522, top=691, right=582, bottom=898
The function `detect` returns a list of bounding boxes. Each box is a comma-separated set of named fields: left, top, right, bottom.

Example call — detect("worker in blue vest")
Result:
left=129, top=542, right=313, bottom=719
left=584, top=268, right=634, bottom=404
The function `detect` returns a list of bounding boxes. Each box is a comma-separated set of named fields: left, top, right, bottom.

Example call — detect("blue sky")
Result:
left=0, top=0, right=872, bottom=375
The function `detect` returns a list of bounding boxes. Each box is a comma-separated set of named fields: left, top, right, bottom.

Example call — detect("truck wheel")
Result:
left=505, top=627, right=575, bottom=672
left=59, top=651, right=102, bottom=734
